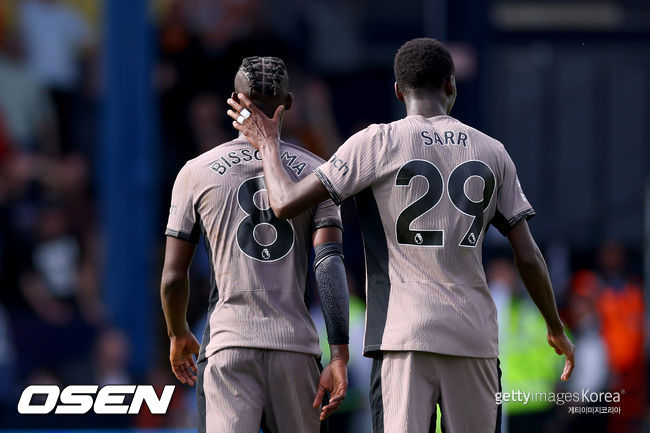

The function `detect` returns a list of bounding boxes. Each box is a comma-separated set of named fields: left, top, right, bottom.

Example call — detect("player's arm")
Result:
left=506, top=219, right=575, bottom=381
left=227, top=94, right=330, bottom=218
left=161, top=236, right=200, bottom=386
left=311, top=226, right=350, bottom=420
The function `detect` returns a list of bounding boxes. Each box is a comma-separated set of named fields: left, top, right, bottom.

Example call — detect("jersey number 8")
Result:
left=237, top=176, right=294, bottom=261
left=395, top=159, right=495, bottom=247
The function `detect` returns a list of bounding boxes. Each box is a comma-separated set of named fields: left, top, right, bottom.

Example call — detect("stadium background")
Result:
left=0, top=0, right=648, bottom=432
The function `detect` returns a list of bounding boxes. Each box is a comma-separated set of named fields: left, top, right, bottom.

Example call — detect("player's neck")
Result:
left=403, top=98, right=449, bottom=118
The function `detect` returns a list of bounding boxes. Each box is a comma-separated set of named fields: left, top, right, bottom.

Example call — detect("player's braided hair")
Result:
left=394, top=38, right=454, bottom=92
left=239, top=56, right=289, bottom=97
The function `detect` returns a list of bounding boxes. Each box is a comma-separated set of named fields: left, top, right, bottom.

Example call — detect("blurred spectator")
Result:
left=0, top=112, right=10, bottom=162
left=94, top=328, right=131, bottom=386
left=561, top=279, right=608, bottom=432
left=19, top=0, right=90, bottom=91
left=0, top=302, right=15, bottom=402
left=0, top=33, right=57, bottom=153
left=489, top=257, right=562, bottom=433
left=282, top=73, right=343, bottom=158
left=11, top=201, right=96, bottom=380
left=188, top=92, right=229, bottom=153
left=301, top=0, right=362, bottom=72
left=19, top=0, right=92, bottom=153
left=572, top=240, right=646, bottom=433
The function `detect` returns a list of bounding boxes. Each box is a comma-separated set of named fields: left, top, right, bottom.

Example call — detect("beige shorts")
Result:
left=370, top=351, right=501, bottom=433
left=197, top=348, right=323, bottom=433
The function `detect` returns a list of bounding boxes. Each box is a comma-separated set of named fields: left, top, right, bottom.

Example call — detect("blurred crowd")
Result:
left=0, top=1, right=646, bottom=432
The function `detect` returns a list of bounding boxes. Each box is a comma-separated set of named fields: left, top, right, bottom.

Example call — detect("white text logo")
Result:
left=17, top=385, right=175, bottom=415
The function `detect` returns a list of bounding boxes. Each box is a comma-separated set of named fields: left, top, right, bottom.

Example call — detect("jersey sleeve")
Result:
left=314, top=125, right=385, bottom=205
left=312, top=198, right=343, bottom=232
left=165, top=163, right=201, bottom=243
left=491, top=146, right=535, bottom=235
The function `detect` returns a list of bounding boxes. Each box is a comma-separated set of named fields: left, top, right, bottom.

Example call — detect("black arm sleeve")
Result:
left=313, top=242, right=349, bottom=345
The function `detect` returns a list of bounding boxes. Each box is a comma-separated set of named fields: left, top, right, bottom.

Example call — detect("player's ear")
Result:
left=445, top=75, right=457, bottom=114
left=445, top=75, right=457, bottom=97
left=394, top=82, right=405, bottom=102
left=283, top=92, right=294, bottom=111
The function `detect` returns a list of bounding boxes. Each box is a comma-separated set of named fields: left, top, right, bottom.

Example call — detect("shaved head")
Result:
left=234, top=56, right=292, bottom=117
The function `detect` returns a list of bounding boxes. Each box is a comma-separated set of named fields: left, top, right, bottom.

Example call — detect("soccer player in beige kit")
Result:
left=227, top=39, right=576, bottom=433
left=161, top=57, right=350, bottom=433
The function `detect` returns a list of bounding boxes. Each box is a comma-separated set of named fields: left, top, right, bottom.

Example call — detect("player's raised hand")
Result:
left=547, top=331, right=575, bottom=381
left=313, top=358, right=348, bottom=421
left=227, top=93, right=284, bottom=150
left=169, top=329, right=200, bottom=386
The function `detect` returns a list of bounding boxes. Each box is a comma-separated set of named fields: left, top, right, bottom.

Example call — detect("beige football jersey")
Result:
left=166, top=137, right=342, bottom=361
left=314, top=114, right=534, bottom=358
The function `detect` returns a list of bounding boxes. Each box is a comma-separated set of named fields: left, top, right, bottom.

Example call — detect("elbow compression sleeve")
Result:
left=314, top=242, right=349, bottom=345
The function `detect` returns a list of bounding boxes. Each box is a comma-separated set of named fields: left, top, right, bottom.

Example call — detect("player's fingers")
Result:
left=562, top=342, right=575, bottom=381
left=171, top=366, right=187, bottom=384
left=320, top=400, right=343, bottom=420
left=236, top=93, right=256, bottom=112
left=183, top=361, right=197, bottom=382
left=227, top=98, right=244, bottom=113
left=181, top=366, right=195, bottom=386
left=185, top=364, right=196, bottom=380
left=232, top=121, right=243, bottom=132
left=312, top=386, right=326, bottom=408
left=177, top=365, right=191, bottom=383
left=561, top=356, right=575, bottom=381
left=227, top=109, right=240, bottom=121
left=189, top=358, right=198, bottom=374
left=328, top=391, right=346, bottom=405
left=174, top=361, right=195, bottom=385
left=320, top=391, right=345, bottom=417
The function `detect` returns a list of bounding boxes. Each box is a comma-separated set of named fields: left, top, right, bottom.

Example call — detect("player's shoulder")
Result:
left=455, top=119, right=504, bottom=150
left=342, top=122, right=389, bottom=145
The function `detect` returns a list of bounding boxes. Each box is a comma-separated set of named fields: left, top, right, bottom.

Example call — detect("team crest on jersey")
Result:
left=261, top=248, right=271, bottom=260
left=414, top=233, right=424, bottom=245
left=467, top=233, right=477, bottom=245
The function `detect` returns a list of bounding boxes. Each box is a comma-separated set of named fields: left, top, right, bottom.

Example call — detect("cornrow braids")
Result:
left=239, top=56, right=289, bottom=98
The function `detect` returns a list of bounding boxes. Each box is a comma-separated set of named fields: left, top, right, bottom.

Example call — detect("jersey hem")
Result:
left=363, top=344, right=498, bottom=359
left=203, top=343, right=321, bottom=361
left=165, top=227, right=200, bottom=243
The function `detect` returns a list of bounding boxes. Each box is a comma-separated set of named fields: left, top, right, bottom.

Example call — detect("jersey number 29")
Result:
left=395, top=159, right=495, bottom=247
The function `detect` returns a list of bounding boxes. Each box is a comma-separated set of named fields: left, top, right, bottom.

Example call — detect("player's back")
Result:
left=370, top=115, right=524, bottom=285
left=317, top=115, right=533, bottom=358
left=166, top=137, right=341, bottom=361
